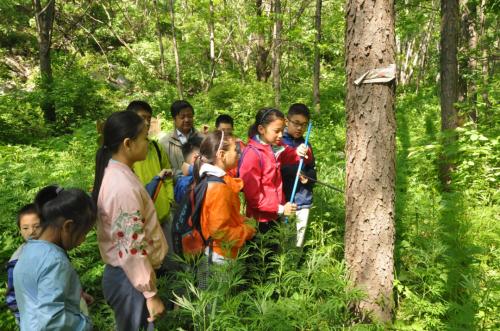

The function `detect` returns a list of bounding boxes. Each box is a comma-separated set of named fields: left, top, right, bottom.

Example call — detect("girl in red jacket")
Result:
left=239, top=108, right=311, bottom=233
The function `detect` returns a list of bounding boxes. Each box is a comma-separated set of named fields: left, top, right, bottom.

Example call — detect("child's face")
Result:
left=258, top=118, right=285, bottom=145
left=19, top=213, right=41, bottom=241
left=286, top=114, right=309, bottom=139
left=136, top=110, right=152, bottom=130
left=61, top=220, right=90, bottom=251
left=128, top=125, right=149, bottom=163
left=221, top=139, right=240, bottom=170
left=217, top=123, right=234, bottom=135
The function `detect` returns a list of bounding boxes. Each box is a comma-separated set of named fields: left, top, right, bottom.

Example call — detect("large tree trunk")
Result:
left=169, top=0, right=184, bottom=99
left=33, top=0, right=56, bottom=123
left=312, top=0, right=322, bottom=113
left=439, top=0, right=459, bottom=189
left=272, top=0, right=282, bottom=108
left=153, top=0, right=166, bottom=79
left=344, top=0, right=396, bottom=322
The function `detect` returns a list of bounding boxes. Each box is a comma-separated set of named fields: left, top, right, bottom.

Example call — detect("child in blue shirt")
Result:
left=281, top=103, right=316, bottom=247
left=5, top=204, right=41, bottom=323
left=13, top=185, right=96, bottom=330
left=174, top=136, right=203, bottom=203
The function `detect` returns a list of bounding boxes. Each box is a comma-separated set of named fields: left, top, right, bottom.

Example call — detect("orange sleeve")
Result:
left=202, top=186, right=255, bottom=250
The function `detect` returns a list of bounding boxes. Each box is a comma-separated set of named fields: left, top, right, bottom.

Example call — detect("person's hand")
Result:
left=299, top=174, right=309, bottom=184
left=283, top=202, right=297, bottom=216
left=146, top=295, right=165, bottom=322
left=158, top=169, right=173, bottom=180
left=82, top=291, right=94, bottom=305
left=296, top=144, right=309, bottom=159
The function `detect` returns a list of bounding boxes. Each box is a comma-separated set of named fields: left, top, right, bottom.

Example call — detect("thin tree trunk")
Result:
left=207, top=0, right=216, bottom=90
left=463, top=0, right=478, bottom=122
left=153, top=0, right=166, bottom=79
left=439, top=0, right=459, bottom=189
left=345, top=0, right=396, bottom=322
left=33, top=0, right=56, bottom=123
left=169, top=0, right=184, bottom=99
left=416, top=7, right=436, bottom=91
left=478, top=0, right=491, bottom=112
left=312, top=0, right=322, bottom=113
left=272, top=0, right=282, bottom=108
left=255, top=0, right=271, bottom=81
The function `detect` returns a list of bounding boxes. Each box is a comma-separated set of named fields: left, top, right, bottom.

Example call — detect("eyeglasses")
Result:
left=289, top=120, right=309, bottom=129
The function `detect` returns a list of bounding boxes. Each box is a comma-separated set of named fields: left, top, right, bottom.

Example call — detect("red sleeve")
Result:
left=280, top=144, right=313, bottom=165
left=239, top=148, right=279, bottom=214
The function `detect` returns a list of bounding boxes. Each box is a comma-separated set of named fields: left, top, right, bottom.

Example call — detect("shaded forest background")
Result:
left=0, top=0, right=498, bottom=330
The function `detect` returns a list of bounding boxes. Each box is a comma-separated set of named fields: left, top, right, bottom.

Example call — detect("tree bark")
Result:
left=272, top=0, right=282, bottom=108
left=33, top=0, right=56, bottom=123
left=255, top=0, right=271, bottom=82
left=439, top=0, right=459, bottom=189
left=207, top=0, right=216, bottom=90
left=169, top=0, right=184, bottom=99
left=312, top=0, right=322, bottom=113
left=344, top=0, right=396, bottom=322
left=478, top=0, right=491, bottom=112
left=153, top=0, right=166, bottom=79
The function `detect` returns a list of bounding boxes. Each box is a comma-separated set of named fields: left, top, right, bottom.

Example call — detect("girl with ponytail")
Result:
left=239, top=108, right=312, bottom=233
left=194, top=130, right=256, bottom=264
left=93, top=111, right=167, bottom=330
left=14, top=185, right=96, bottom=330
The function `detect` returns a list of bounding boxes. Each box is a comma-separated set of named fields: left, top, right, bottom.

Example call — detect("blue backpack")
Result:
left=172, top=174, right=225, bottom=258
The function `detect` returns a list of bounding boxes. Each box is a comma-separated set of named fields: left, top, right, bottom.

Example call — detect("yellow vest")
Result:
left=133, top=141, right=174, bottom=222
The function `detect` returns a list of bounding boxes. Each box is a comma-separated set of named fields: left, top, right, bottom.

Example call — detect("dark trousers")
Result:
left=102, top=265, right=153, bottom=331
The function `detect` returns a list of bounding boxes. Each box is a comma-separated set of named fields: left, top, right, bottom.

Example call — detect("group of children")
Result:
left=6, top=100, right=316, bottom=330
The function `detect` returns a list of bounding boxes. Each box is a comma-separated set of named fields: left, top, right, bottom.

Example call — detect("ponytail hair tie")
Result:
left=56, top=186, right=64, bottom=195
left=102, top=145, right=109, bottom=150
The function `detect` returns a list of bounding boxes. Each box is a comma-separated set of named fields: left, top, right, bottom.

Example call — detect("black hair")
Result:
left=247, top=108, right=285, bottom=138
left=215, top=114, right=234, bottom=128
left=126, top=100, right=153, bottom=115
left=193, top=130, right=234, bottom=183
left=182, top=136, right=203, bottom=159
left=170, top=100, right=194, bottom=118
left=35, top=185, right=96, bottom=244
left=288, top=103, right=311, bottom=120
left=17, top=203, right=38, bottom=228
left=92, top=111, right=145, bottom=202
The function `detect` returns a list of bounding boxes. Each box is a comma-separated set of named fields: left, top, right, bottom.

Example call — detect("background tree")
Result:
left=272, top=0, right=282, bottom=108
left=312, top=0, right=322, bottom=112
left=439, top=0, right=459, bottom=189
left=33, top=0, right=56, bottom=123
left=169, top=0, right=183, bottom=98
left=344, top=0, right=397, bottom=322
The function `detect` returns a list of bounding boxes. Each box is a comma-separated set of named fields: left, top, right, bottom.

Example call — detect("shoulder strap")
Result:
left=190, top=174, right=226, bottom=245
left=152, top=140, right=162, bottom=166
left=237, top=144, right=263, bottom=177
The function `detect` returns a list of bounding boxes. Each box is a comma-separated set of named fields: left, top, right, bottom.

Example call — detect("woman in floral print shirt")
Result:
left=92, top=111, right=168, bottom=331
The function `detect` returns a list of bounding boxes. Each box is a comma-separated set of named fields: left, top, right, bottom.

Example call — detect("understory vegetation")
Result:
left=0, top=87, right=498, bottom=330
